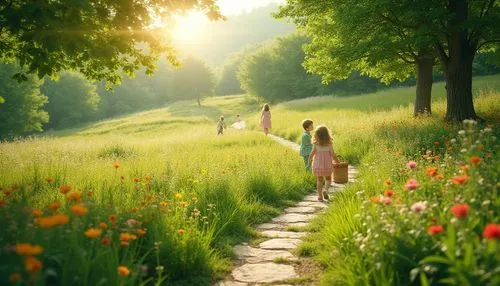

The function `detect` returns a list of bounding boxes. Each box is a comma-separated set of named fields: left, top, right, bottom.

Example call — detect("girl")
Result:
left=308, top=125, right=340, bottom=201
left=216, top=115, right=226, bottom=135
left=231, top=114, right=246, bottom=130
left=260, top=104, right=271, bottom=135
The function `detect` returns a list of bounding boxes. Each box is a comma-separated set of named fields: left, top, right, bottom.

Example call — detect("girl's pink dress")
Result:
left=260, top=111, right=271, bottom=128
left=312, top=144, right=333, bottom=176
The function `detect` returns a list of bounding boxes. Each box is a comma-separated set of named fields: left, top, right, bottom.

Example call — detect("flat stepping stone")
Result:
left=287, top=222, right=309, bottom=228
left=260, top=238, right=301, bottom=250
left=295, top=201, right=328, bottom=208
left=284, top=206, right=315, bottom=213
left=233, top=245, right=296, bottom=263
left=256, top=223, right=284, bottom=230
left=232, top=262, right=298, bottom=283
left=272, top=213, right=315, bottom=223
left=260, top=230, right=306, bottom=239
left=215, top=281, right=247, bottom=286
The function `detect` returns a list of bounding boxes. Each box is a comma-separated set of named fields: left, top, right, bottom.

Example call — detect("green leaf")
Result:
left=421, top=255, right=452, bottom=265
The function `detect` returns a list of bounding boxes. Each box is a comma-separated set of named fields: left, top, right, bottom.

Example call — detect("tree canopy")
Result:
left=0, top=0, right=222, bottom=84
left=171, top=57, right=215, bottom=105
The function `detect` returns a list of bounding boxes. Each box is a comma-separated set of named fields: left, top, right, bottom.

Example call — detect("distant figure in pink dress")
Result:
left=308, top=125, right=340, bottom=201
left=260, top=104, right=271, bottom=136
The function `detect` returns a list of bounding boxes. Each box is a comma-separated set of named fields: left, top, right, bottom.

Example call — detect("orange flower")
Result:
left=160, top=201, right=168, bottom=207
left=9, top=272, right=22, bottom=282
left=3, top=189, right=13, bottom=196
left=136, top=229, right=147, bottom=236
left=433, top=155, right=440, bottom=161
left=452, top=175, right=468, bottom=185
left=66, top=191, right=82, bottom=203
left=427, top=225, right=444, bottom=235
left=59, top=185, right=72, bottom=194
left=120, top=241, right=129, bottom=247
left=426, top=167, right=438, bottom=177
left=175, top=193, right=183, bottom=200
left=384, top=179, right=391, bottom=186
left=16, top=243, right=43, bottom=256
left=435, top=174, right=445, bottom=180
left=113, top=162, right=120, bottom=169
left=395, top=151, right=402, bottom=156
left=180, top=201, right=189, bottom=207
left=49, top=201, right=61, bottom=211
left=118, top=266, right=130, bottom=277
left=52, top=214, right=69, bottom=225
left=178, top=229, right=186, bottom=235
left=84, top=228, right=102, bottom=239
left=25, top=257, right=42, bottom=272
left=109, top=214, right=117, bottom=223
left=384, top=190, right=394, bottom=197
left=46, top=178, right=54, bottom=184
left=99, top=222, right=108, bottom=229
left=133, top=177, right=141, bottom=183
left=120, top=232, right=137, bottom=242
left=70, top=204, right=88, bottom=216
left=460, top=165, right=469, bottom=172
left=470, top=156, right=481, bottom=165
left=370, top=196, right=381, bottom=204
left=32, top=209, right=43, bottom=217
left=36, top=214, right=69, bottom=228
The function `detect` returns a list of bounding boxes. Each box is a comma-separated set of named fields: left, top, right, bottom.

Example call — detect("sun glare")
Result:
left=171, top=12, right=208, bottom=44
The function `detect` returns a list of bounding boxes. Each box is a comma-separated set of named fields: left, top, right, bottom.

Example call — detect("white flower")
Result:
left=458, top=130, right=466, bottom=136
left=451, top=139, right=457, bottom=143
left=411, top=201, right=427, bottom=213
left=461, top=148, right=467, bottom=153
left=482, top=200, right=491, bottom=206
left=450, top=217, right=458, bottom=224
left=484, top=127, right=492, bottom=133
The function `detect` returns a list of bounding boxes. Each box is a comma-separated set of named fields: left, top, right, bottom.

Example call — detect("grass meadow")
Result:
left=248, top=75, right=500, bottom=285
left=1, top=74, right=499, bottom=285
left=0, top=99, right=313, bottom=285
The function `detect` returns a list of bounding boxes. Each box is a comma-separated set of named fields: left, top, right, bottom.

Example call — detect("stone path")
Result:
left=215, top=134, right=357, bottom=286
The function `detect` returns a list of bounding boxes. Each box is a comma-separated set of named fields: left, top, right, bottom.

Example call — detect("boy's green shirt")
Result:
left=300, top=131, right=312, bottom=157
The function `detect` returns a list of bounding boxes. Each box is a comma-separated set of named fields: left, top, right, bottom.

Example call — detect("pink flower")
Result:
left=407, top=161, right=417, bottom=169
left=411, top=201, right=427, bottom=213
left=405, top=179, right=420, bottom=190
left=383, top=197, right=392, bottom=205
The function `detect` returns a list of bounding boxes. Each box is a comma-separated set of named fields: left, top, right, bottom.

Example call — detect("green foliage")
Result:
left=215, top=52, right=247, bottom=96
left=41, top=72, right=100, bottom=129
left=0, top=0, right=222, bottom=84
left=171, top=57, right=215, bottom=105
left=0, top=63, right=48, bottom=139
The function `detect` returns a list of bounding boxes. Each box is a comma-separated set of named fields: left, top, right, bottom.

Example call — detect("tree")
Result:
left=0, top=63, right=48, bottom=139
left=215, top=54, right=245, bottom=96
left=277, top=0, right=500, bottom=120
left=41, top=72, right=100, bottom=129
left=0, top=1, right=222, bottom=84
left=276, top=0, right=438, bottom=116
left=170, top=57, right=215, bottom=106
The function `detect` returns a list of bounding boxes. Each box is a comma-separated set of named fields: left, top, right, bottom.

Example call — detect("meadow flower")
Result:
left=46, top=178, right=54, bottom=184
left=452, top=175, right=468, bottom=185
left=66, top=191, right=82, bottom=202
left=175, top=193, right=183, bottom=199
left=160, top=201, right=168, bottom=207
left=118, top=266, right=130, bottom=277
left=458, top=130, right=466, bottom=136
left=370, top=196, right=381, bottom=204
left=52, top=214, right=69, bottom=225
left=113, top=162, right=120, bottom=169
left=3, top=189, right=13, bottom=196
left=120, top=232, right=137, bottom=242
left=192, top=208, right=201, bottom=217
left=451, top=204, right=469, bottom=218
left=384, top=190, right=394, bottom=197
left=426, top=167, right=438, bottom=177
left=127, top=219, right=139, bottom=227
left=70, top=204, right=88, bottom=216
left=404, top=179, right=419, bottom=190
left=9, top=272, right=22, bottom=282
left=178, top=229, right=186, bottom=235
left=99, top=222, right=108, bottom=229
left=180, top=201, right=189, bottom=207
left=25, top=257, right=42, bottom=272
left=435, top=174, right=445, bottom=180
left=133, top=177, right=141, bottom=183
left=85, top=228, right=102, bottom=238
left=383, top=197, right=392, bottom=205
left=411, top=202, right=427, bottom=213
left=36, top=214, right=69, bottom=228
left=136, top=229, right=147, bottom=236
left=49, top=201, right=61, bottom=211
left=407, top=161, right=417, bottom=169
left=384, top=179, right=391, bottom=186
left=109, top=214, right=117, bottom=223
left=101, top=237, right=110, bottom=245
left=32, top=209, right=43, bottom=217
left=470, top=156, right=481, bottom=165
left=59, top=185, right=72, bottom=194
left=483, top=224, right=500, bottom=240
left=427, top=225, right=444, bottom=235
left=16, top=243, right=43, bottom=256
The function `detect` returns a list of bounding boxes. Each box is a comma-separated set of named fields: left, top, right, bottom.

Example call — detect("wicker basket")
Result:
left=333, top=162, right=349, bottom=183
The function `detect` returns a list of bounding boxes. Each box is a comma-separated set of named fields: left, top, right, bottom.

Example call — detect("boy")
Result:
left=300, top=119, right=314, bottom=171
left=217, top=116, right=226, bottom=135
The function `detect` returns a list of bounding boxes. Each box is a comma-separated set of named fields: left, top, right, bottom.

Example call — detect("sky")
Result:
left=217, top=0, right=285, bottom=15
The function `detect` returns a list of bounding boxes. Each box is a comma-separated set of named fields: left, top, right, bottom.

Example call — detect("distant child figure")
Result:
left=260, top=104, right=272, bottom=135
left=216, top=116, right=226, bottom=135
left=308, top=125, right=340, bottom=201
left=231, top=114, right=246, bottom=130
left=300, top=119, right=314, bottom=172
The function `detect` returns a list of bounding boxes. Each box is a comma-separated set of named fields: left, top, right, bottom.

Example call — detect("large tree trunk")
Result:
left=438, top=0, right=478, bottom=121
left=414, top=57, right=433, bottom=116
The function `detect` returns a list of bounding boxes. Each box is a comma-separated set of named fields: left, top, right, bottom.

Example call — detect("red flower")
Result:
left=384, top=179, right=391, bottom=186
left=452, top=175, right=468, bottom=185
left=470, top=156, right=481, bottom=165
left=451, top=204, right=469, bottom=218
left=427, top=225, right=444, bottom=235
left=483, top=224, right=500, bottom=240
left=101, top=237, right=111, bottom=245
left=384, top=190, right=394, bottom=197
left=425, top=167, right=438, bottom=177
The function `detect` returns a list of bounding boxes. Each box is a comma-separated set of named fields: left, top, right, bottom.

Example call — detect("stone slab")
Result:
left=260, top=230, right=306, bottom=239
left=272, top=213, right=315, bottom=223
left=215, top=281, right=248, bottom=286
left=233, top=245, right=296, bottom=263
left=256, top=223, right=284, bottom=230
left=287, top=222, right=308, bottom=229
left=284, top=206, right=316, bottom=213
left=259, top=238, right=301, bottom=250
left=232, top=263, right=298, bottom=283
left=295, top=201, right=328, bottom=209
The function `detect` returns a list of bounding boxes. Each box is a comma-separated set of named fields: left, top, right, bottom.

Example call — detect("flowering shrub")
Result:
left=342, top=121, right=499, bottom=285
